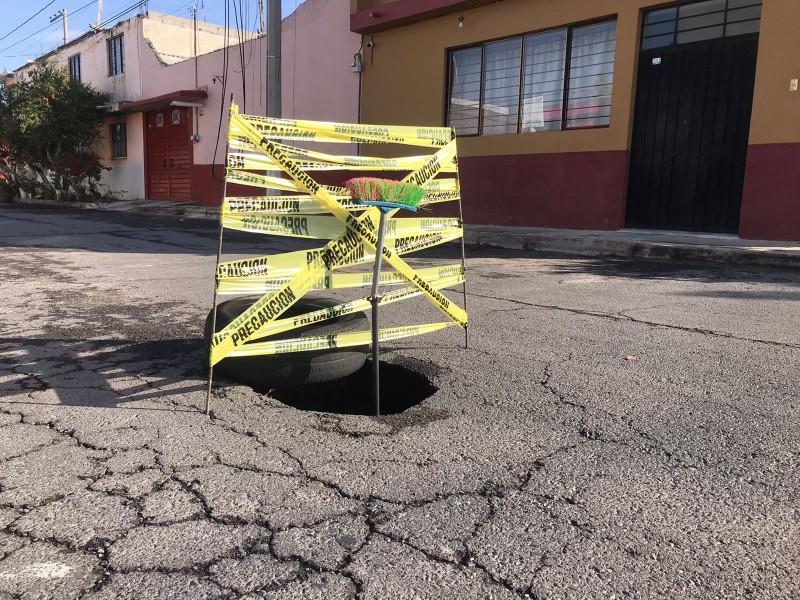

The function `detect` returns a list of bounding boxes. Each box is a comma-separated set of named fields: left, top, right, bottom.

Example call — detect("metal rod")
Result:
left=455, top=157, right=469, bottom=349
left=265, top=0, right=281, bottom=196
left=206, top=98, right=234, bottom=415
left=370, top=210, right=388, bottom=416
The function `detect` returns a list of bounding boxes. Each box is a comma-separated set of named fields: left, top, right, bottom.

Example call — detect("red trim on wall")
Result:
left=351, top=0, right=496, bottom=34
left=458, top=151, right=629, bottom=230
left=739, top=143, right=800, bottom=242
left=187, top=153, right=630, bottom=230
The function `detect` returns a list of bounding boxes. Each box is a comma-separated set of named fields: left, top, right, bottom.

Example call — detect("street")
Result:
left=0, top=205, right=798, bottom=599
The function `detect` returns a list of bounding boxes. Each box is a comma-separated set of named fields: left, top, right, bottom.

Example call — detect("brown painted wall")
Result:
left=746, top=1, right=800, bottom=145
left=358, top=0, right=656, bottom=157
left=357, top=0, right=800, bottom=239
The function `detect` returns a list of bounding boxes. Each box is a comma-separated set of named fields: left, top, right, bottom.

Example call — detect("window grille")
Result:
left=68, top=55, right=81, bottom=81
left=447, top=19, right=617, bottom=136
left=108, top=34, right=124, bottom=76
left=110, top=123, right=127, bottom=159
left=642, top=0, right=762, bottom=50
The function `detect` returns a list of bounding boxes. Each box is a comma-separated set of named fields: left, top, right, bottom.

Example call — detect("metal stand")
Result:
left=370, top=210, right=388, bottom=416
left=358, top=200, right=417, bottom=417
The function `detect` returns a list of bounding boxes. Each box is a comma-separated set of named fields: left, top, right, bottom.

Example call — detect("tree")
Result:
left=0, top=62, right=111, bottom=200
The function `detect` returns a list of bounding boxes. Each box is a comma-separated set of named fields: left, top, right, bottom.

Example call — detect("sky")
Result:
left=0, top=0, right=305, bottom=71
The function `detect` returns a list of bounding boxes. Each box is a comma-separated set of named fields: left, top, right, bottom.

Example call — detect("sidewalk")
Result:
left=9, top=196, right=800, bottom=269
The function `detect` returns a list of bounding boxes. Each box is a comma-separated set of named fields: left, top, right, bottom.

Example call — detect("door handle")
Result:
left=162, top=159, right=168, bottom=168
left=169, top=158, right=175, bottom=169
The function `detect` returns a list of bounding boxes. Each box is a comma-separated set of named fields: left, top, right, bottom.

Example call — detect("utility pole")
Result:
left=267, top=0, right=281, bottom=119
left=191, top=6, right=198, bottom=88
left=258, top=0, right=265, bottom=35
left=50, top=9, right=68, bottom=46
left=96, top=0, right=102, bottom=28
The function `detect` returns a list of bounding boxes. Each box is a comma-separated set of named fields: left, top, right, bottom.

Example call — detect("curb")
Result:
left=7, top=197, right=220, bottom=220
left=465, top=228, right=800, bottom=270
left=7, top=197, right=800, bottom=270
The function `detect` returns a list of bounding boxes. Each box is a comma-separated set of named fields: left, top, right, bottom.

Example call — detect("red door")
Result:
left=146, top=108, right=192, bottom=200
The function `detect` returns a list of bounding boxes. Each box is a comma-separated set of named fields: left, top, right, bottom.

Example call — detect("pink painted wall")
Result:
left=282, top=0, right=362, bottom=124
left=13, top=0, right=361, bottom=203
left=139, top=0, right=362, bottom=203
left=138, top=37, right=268, bottom=167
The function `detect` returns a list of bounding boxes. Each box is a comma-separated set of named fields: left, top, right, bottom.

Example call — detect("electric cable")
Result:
left=0, top=0, right=56, bottom=45
left=211, top=0, right=230, bottom=182
left=0, top=0, right=96, bottom=57
left=231, top=0, right=246, bottom=112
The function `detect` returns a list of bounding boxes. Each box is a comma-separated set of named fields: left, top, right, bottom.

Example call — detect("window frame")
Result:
left=68, top=54, right=81, bottom=81
left=107, top=34, right=124, bottom=76
left=110, top=123, right=127, bottom=159
left=641, top=0, right=762, bottom=50
left=445, top=16, right=618, bottom=137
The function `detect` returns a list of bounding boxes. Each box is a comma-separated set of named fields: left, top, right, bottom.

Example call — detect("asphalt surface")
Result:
left=0, top=205, right=798, bottom=599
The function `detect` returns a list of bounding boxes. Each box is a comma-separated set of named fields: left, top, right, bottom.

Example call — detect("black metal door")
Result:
left=626, top=35, right=759, bottom=232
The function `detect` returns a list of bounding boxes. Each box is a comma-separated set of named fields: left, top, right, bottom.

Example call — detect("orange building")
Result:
left=350, top=0, right=799, bottom=241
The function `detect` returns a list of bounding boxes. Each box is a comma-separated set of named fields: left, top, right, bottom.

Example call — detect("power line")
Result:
left=0, top=0, right=57, bottom=45
left=0, top=0, right=98, bottom=57
left=9, top=3, right=97, bottom=59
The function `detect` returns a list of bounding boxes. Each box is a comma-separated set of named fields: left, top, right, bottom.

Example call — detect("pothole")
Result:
left=267, top=359, right=438, bottom=416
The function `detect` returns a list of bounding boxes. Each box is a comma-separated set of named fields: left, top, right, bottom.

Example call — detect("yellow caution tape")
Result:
left=216, top=228, right=463, bottom=280
left=216, top=275, right=463, bottom=343
left=227, top=322, right=457, bottom=357
left=223, top=196, right=359, bottom=215
left=232, top=114, right=455, bottom=147
left=209, top=105, right=467, bottom=366
left=217, top=264, right=464, bottom=294
left=226, top=170, right=348, bottom=196
left=221, top=188, right=457, bottom=216
left=227, top=147, right=457, bottom=172
left=222, top=213, right=461, bottom=240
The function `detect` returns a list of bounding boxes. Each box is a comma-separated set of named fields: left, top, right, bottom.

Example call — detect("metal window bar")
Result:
left=68, top=55, right=80, bottom=81
left=641, top=0, right=762, bottom=49
left=108, top=35, right=124, bottom=75
left=111, top=124, right=127, bottom=158
left=446, top=20, right=617, bottom=135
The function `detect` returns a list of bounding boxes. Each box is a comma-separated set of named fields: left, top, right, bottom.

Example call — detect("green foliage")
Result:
left=0, top=62, right=111, bottom=200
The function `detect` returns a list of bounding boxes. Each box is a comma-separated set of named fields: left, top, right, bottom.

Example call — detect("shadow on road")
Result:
left=546, top=255, right=800, bottom=287
left=0, top=337, right=207, bottom=411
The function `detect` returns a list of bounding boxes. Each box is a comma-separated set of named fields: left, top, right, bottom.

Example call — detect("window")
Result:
left=110, top=123, right=127, bottom=158
left=447, top=19, right=617, bottom=136
left=566, top=21, right=617, bottom=129
left=108, top=34, right=124, bottom=76
left=642, top=0, right=762, bottom=50
left=68, top=54, right=80, bottom=81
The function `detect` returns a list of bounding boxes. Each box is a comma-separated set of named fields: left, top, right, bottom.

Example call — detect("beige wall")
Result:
left=358, top=0, right=800, bottom=157
left=14, top=17, right=145, bottom=103
left=143, top=13, right=258, bottom=61
left=98, top=113, right=146, bottom=198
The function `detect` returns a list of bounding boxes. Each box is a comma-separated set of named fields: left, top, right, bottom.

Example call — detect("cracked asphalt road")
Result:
left=0, top=205, right=798, bottom=599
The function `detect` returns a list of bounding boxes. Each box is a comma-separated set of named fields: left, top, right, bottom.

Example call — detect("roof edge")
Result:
left=350, top=0, right=501, bottom=34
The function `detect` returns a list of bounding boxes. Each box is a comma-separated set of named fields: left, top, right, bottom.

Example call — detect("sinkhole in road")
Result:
left=267, top=359, right=438, bottom=416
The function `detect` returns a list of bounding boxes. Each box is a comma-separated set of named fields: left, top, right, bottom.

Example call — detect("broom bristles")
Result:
left=345, top=177, right=426, bottom=208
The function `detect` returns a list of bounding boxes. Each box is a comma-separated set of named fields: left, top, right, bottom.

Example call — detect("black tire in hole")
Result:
left=269, top=359, right=439, bottom=416
left=205, top=296, right=368, bottom=387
